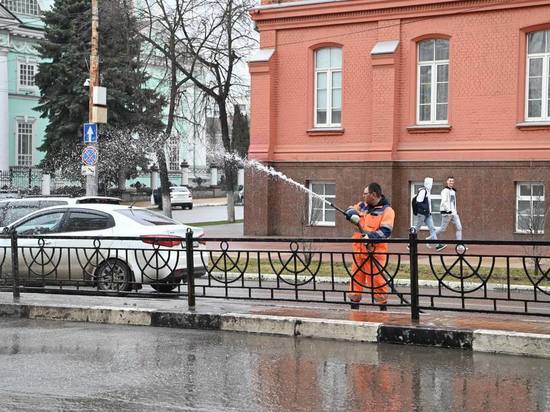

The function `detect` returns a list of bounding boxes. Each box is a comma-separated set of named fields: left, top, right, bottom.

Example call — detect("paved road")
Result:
left=170, top=205, right=244, bottom=225
left=1, top=318, right=549, bottom=411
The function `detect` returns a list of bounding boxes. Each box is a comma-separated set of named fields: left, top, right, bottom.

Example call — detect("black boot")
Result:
left=350, top=302, right=360, bottom=310
left=379, top=304, right=387, bottom=311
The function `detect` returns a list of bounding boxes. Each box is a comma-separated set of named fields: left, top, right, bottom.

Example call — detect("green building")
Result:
left=0, top=0, right=46, bottom=172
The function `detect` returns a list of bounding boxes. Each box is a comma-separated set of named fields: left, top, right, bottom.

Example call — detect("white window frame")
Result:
left=308, top=181, right=336, bottom=227
left=410, top=182, right=444, bottom=229
left=515, top=182, right=546, bottom=234
left=16, top=119, right=34, bottom=167
left=416, top=39, right=449, bottom=125
left=17, top=59, right=38, bottom=94
left=314, top=47, right=342, bottom=128
left=525, top=29, right=550, bottom=122
left=2, top=0, right=40, bottom=16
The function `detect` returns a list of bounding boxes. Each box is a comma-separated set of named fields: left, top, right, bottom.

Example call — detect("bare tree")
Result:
left=136, top=0, right=256, bottom=221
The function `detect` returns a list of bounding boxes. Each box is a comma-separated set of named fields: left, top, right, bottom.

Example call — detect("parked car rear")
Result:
left=152, top=187, right=193, bottom=209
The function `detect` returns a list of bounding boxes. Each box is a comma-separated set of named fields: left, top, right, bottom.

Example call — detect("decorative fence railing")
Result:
left=1, top=230, right=549, bottom=319
left=0, top=167, right=43, bottom=192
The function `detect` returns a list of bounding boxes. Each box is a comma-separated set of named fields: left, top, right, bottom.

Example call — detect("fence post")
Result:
left=185, top=228, right=196, bottom=311
left=10, top=229, right=20, bottom=301
left=42, top=174, right=51, bottom=195
left=409, top=228, right=419, bottom=321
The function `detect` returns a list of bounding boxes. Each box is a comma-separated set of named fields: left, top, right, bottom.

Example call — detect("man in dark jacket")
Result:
left=412, top=177, right=442, bottom=250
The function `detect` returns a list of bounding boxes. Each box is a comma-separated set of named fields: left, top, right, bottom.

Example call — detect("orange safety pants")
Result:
left=348, top=232, right=389, bottom=304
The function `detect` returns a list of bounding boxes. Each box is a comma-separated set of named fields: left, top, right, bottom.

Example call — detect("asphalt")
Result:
left=1, top=197, right=548, bottom=359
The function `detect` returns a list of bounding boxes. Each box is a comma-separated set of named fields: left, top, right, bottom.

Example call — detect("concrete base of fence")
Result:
left=473, top=329, right=550, bottom=358
left=1, top=298, right=549, bottom=358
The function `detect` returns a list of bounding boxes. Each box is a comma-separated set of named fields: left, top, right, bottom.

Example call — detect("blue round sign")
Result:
left=82, top=146, right=98, bottom=166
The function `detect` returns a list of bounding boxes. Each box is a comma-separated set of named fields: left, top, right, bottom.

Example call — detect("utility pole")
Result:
left=86, top=0, right=99, bottom=196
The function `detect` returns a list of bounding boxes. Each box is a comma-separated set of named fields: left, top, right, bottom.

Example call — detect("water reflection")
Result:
left=0, top=319, right=548, bottom=411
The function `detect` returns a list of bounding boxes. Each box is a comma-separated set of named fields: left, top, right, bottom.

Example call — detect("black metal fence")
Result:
left=0, top=167, right=43, bottom=192
left=1, top=230, right=549, bottom=319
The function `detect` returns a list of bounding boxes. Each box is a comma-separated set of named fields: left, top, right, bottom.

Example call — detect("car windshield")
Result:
left=117, top=209, right=179, bottom=226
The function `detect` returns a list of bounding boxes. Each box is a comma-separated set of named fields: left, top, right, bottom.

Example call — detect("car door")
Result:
left=55, top=209, right=116, bottom=283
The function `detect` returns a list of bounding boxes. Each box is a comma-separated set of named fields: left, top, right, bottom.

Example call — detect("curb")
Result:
left=1, top=302, right=548, bottom=358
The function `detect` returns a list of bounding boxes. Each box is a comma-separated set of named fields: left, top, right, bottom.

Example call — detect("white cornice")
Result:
left=252, top=0, right=550, bottom=28
left=11, top=26, right=44, bottom=39
left=252, top=0, right=346, bottom=11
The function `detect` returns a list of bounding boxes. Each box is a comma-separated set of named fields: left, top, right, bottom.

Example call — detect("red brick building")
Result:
left=245, top=0, right=550, bottom=239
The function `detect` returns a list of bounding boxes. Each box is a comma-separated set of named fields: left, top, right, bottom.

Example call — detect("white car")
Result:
left=0, top=204, right=208, bottom=293
left=170, top=186, right=193, bottom=209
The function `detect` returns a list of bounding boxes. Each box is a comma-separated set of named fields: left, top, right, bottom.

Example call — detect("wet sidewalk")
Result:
left=0, top=291, right=548, bottom=359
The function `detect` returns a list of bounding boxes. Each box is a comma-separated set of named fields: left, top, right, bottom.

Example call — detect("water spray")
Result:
left=222, top=152, right=361, bottom=229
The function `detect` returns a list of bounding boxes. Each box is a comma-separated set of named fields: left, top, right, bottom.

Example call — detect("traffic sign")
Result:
left=83, top=123, right=98, bottom=143
left=82, top=146, right=98, bottom=166
left=81, top=165, right=96, bottom=176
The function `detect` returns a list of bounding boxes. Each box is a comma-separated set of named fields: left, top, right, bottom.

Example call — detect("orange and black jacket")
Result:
left=349, top=196, right=395, bottom=239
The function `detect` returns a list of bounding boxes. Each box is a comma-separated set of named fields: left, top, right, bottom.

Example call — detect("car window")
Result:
left=171, top=187, right=190, bottom=193
left=76, top=197, right=121, bottom=205
left=3, top=204, right=42, bottom=227
left=15, top=211, right=66, bottom=235
left=117, top=209, right=178, bottom=226
left=63, top=210, right=115, bottom=232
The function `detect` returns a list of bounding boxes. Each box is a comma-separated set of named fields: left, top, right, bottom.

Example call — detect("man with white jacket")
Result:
left=435, top=176, right=462, bottom=251
left=411, top=177, right=439, bottom=249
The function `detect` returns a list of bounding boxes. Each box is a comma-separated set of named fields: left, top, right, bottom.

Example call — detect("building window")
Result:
left=168, top=135, right=180, bottom=171
left=18, top=63, right=36, bottom=87
left=526, top=29, right=550, bottom=121
left=17, top=121, right=33, bottom=166
left=309, top=182, right=336, bottom=226
left=516, top=182, right=546, bottom=234
left=410, top=182, right=444, bottom=228
left=417, top=39, right=449, bottom=124
left=0, top=0, right=40, bottom=16
left=314, top=47, right=341, bottom=127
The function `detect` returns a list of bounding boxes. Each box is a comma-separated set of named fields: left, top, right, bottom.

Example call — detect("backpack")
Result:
left=411, top=192, right=419, bottom=215
left=411, top=187, right=427, bottom=215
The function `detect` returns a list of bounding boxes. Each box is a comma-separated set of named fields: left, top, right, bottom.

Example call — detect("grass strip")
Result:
left=205, top=255, right=548, bottom=286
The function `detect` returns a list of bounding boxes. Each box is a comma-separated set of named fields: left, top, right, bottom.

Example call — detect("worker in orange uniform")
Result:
left=345, top=182, right=395, bottom=311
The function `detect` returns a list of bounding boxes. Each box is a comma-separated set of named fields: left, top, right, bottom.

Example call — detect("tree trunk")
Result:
left=156, top=34, right=179, bottom=217
left=157, top=149, right=172, bottom=218
left=117, top=168, right=126, bottom=191
left=218, top=100, right=236, bottom=222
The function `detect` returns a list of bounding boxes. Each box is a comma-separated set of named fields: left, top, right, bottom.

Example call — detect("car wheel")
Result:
left=96, top=259, right=133, bottom=291
left=151, top=283, right=178, bottom=293
left=189, top=205, right=193, bottom=210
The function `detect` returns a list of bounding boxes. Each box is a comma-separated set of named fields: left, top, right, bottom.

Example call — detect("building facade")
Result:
left=0, top=0, right=46, bottom=171
left=246, top=0, right=550, bottom=239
